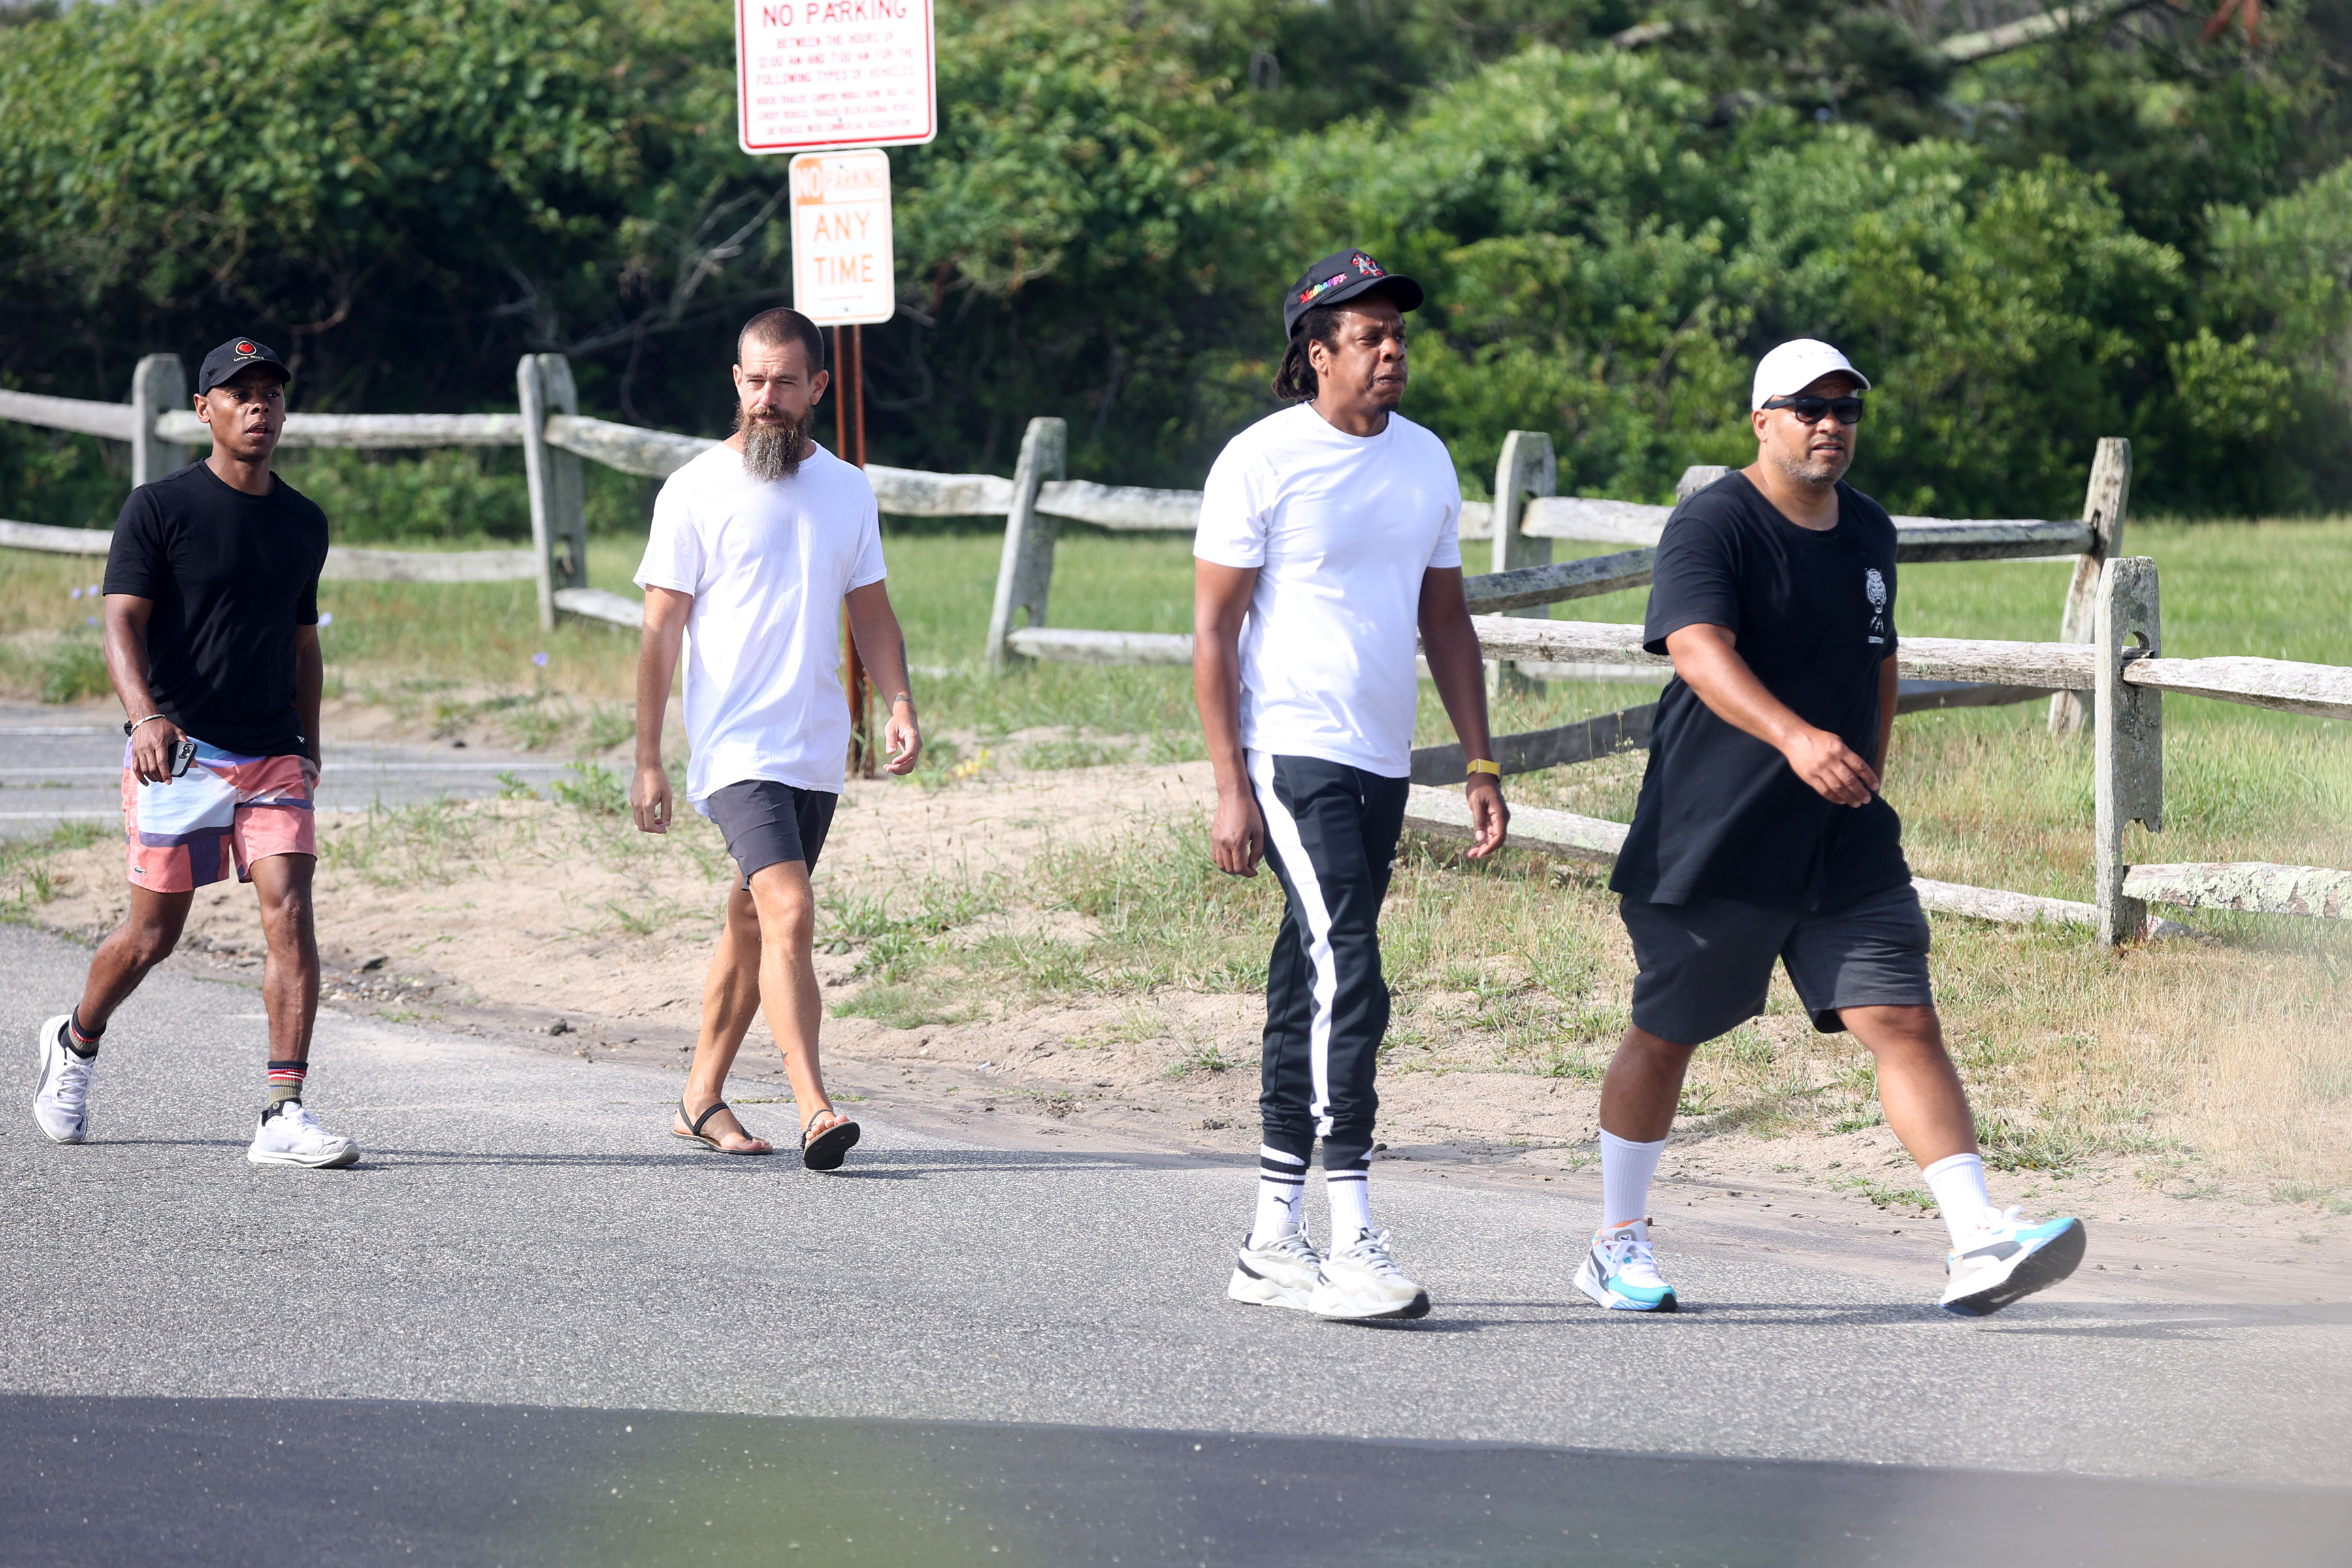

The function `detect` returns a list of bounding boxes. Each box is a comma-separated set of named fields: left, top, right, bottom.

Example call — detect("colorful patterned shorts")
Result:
left=123, top=738, right=315, bottom=892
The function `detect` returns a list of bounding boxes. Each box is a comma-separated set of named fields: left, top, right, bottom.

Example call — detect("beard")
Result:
left=738, top=403, right=813, bottom=482
left=1768, top=436, right=1852, bottom=488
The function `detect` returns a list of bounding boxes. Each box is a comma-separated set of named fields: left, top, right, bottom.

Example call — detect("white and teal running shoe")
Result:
left=1575, top=1220, right=1678, bottom=1313
left=1940, top=1209, right=2086, bottom=1316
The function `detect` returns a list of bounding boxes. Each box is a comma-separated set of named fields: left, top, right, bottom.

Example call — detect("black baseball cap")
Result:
left=195, top=336, right=290, bottom=396
left=1282, top=249, right=1424, bottom=338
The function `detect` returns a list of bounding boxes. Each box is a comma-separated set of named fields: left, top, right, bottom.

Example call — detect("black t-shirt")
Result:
left=103, top=462, right=329, bottom=758
left=1610, top=472, right=1909, bottom=911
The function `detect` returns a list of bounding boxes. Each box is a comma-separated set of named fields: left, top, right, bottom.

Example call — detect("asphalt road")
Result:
left=3, top=921, right=2348, bottom=1565
left=0, top=701, right=580, bottom=840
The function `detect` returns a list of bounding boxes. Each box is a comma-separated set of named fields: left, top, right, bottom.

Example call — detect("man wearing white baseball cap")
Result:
left=1575, top=338, right=2087, bottom=1318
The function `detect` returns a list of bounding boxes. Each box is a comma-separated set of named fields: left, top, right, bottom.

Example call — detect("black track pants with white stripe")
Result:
left=1249, top=751, right=1410, bottom=1171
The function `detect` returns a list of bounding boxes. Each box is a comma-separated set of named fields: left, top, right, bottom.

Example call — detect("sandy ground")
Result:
left=18, top=744, right=2351, bottom=1307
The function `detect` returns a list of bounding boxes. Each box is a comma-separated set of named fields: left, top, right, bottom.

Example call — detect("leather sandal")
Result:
left=798, top=1105, right=861, bottom=1171
left=674, top=1097, right=771, bottom=1156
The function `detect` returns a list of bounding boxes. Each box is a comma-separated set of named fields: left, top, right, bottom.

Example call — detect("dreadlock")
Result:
left=1272, top=304, right=1352, bottom=402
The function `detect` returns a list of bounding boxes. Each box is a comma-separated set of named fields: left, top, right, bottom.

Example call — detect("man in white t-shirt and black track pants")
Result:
left=1580, top=338, right=2086, bottom=1318
left=1196, top=250, right=1509, bottom=1322
left=630, top=308, right=921, bottom=1172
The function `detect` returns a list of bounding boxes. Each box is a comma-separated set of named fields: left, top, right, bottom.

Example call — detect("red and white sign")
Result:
left=737, top=0, right=937, bottom=155
left=791, top=150, right=896, bottom=326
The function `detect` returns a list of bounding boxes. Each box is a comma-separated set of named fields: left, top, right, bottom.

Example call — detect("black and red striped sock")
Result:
left=65, top=1011, right=102, bottom=1057
left=267, top=1060, right=307, bottom=1107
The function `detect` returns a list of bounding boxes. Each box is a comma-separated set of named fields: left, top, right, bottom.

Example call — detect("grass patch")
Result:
left=0, top=819, right=108, bottom=918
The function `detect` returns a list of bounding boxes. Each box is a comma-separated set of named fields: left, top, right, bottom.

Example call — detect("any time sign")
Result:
left=738, top=0, right=938, bottom=155
left=790, top=150, right=896, bottom=326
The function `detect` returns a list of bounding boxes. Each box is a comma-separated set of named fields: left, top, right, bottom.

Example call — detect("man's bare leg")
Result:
left=1600, top=1007, right=1976, bottom=1162
left=1838, top=1004, right=1976, bottom=1165
left=745, top=859, right=845, bottom=1138
left=74, top=886, right=195, bottom=1036
left=673, top=883, right=775, bottom=1154
left=248, top=854, right=320, bottom=1064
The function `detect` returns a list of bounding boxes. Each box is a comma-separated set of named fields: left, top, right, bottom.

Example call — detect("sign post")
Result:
left=788, top=148, right=896, bottom=776
left=738, top=3, right=933, bottom=777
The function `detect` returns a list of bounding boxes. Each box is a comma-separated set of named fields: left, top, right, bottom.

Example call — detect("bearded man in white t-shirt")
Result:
left=1196, top=251, right=1509, bottom=1320
left=630, top=308, right=921, bottom=1171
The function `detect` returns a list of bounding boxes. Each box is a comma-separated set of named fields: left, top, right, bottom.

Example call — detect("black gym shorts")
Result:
left=704, top=778, right=838, bottom=891
left=1620, top=882, right=1934, bottom=1046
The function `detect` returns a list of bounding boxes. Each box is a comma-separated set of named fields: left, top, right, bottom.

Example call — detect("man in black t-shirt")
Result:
left=1576, top=339, right=2083, bottom=1319
left=31, top=336, right=357, bottom=1170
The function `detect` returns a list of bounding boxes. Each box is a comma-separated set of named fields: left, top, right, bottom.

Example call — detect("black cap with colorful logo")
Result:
left=1282, top=249, right=1425, bottom=338
left=195, top=336, right=290, bottom=396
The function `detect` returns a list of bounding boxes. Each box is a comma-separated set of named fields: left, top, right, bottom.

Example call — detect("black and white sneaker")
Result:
left=33, top=1014, right=95, bottom=1145
left=1228, top=1230, right=1323, bottom=1311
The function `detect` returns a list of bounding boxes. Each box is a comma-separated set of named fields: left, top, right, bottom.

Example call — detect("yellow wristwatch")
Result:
left=1466, top=759, right=1501, bottom=779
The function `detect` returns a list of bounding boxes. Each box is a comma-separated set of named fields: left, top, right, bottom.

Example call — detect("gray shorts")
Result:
left=704, top=779, right=838, bottom=891
left=1621, top=883, right=1933, bottom=1046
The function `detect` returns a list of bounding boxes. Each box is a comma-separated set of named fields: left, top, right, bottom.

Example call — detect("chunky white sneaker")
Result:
left=1309, top=1228, right=1431, bottom=1321
left=1576, top=1219, right=1680, bottom=1312
left=33, top=1014, right=97, bottom=1145
left=246, top=1100, right=359, bottom=1169
left=1941, top=1209, right=2086, bottom=1316
left=1227, top=1230, right=1324, bottom=1311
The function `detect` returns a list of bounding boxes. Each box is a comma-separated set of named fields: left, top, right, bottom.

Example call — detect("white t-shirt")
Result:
left=1194, top=403, right=1463, bottom=777
left=634, top=441, right=887, bottom=804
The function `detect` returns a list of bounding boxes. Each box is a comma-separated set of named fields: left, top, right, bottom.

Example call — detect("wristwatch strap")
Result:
left=1465, top=759, right=1501, bottom=778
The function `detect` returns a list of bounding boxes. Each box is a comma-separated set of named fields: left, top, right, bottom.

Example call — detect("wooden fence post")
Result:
left=2094, top=555, right=2162, bottom=947
left=130, top=354, right=189, bottom=488
left=1488, top=430, right=1557, bottom=695
left=517, top=353, right=587, bottom=632
left=2050, top=438, right=2132, bottom=734
left=1676, top=464, right=1729, bottom=502
left=985, top=417, right=1070, bottom=673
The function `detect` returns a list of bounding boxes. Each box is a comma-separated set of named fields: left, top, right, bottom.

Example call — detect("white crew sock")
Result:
left=1326, top=1163, right=1372, bottom=1242
left=1250, top=1146, right=1307, bottom=1247
left=1599, top=1129, right=1668, bottom=1232
left=1923, top=1152, right=1994, bottom=1244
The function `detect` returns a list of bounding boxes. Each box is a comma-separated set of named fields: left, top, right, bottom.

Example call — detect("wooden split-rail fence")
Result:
left=6, top=355, right=2347, bottom=947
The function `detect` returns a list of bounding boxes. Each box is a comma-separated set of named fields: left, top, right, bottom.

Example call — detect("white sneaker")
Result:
left=33, top=1013, right=97, bottom=1145
left=1940, top=1209, right=2086, bottom=1316
left=1227, top=1230, right=1323, bottom=1311
left=246, top=1099, right=359, bottom=1169
left=1575, top=1219, right=1680, bottom=1312
left=1309, top=1228, right=1431, bottom=1321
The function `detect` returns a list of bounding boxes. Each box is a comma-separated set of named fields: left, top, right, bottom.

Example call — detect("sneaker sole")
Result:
left=1226, top=1268, right=1314, bottom=1312
left=31, top=1014, right=84, bottom=1146
left=248, top=1143, right=361, bottom=1170
left=1310, top=1290, right=1431, bottom=1322
left=1942, top=1219, right=2088, bottom=1317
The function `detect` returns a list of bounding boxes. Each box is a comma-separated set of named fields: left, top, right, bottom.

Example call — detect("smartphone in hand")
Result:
left=171, top=737, right=197, bottom=777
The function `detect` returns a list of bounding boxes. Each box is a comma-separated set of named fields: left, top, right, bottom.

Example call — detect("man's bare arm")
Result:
left=294, top=624, right=323, bottom=776
left=845, top=580, right=921, bottom=777
left=102, top=594, right=184, bottom=784
left=1416, top=566, right=1507, bottom=858
left=1193, top=559, right=1264, bottom=877
left=632, top=587, right=691, bottom=833
left=1663, top=623, right=1879, bottom=808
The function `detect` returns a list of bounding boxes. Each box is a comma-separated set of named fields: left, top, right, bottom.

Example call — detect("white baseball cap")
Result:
left=1751, top=338, right=1871, bottom=410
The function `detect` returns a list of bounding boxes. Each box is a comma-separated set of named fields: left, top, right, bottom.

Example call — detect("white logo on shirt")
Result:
left=1864, top=568, right=1888, bottom=610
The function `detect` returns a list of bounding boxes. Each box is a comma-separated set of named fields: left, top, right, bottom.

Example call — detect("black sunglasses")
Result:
left=1762, top=394, right=1865, bottom=425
